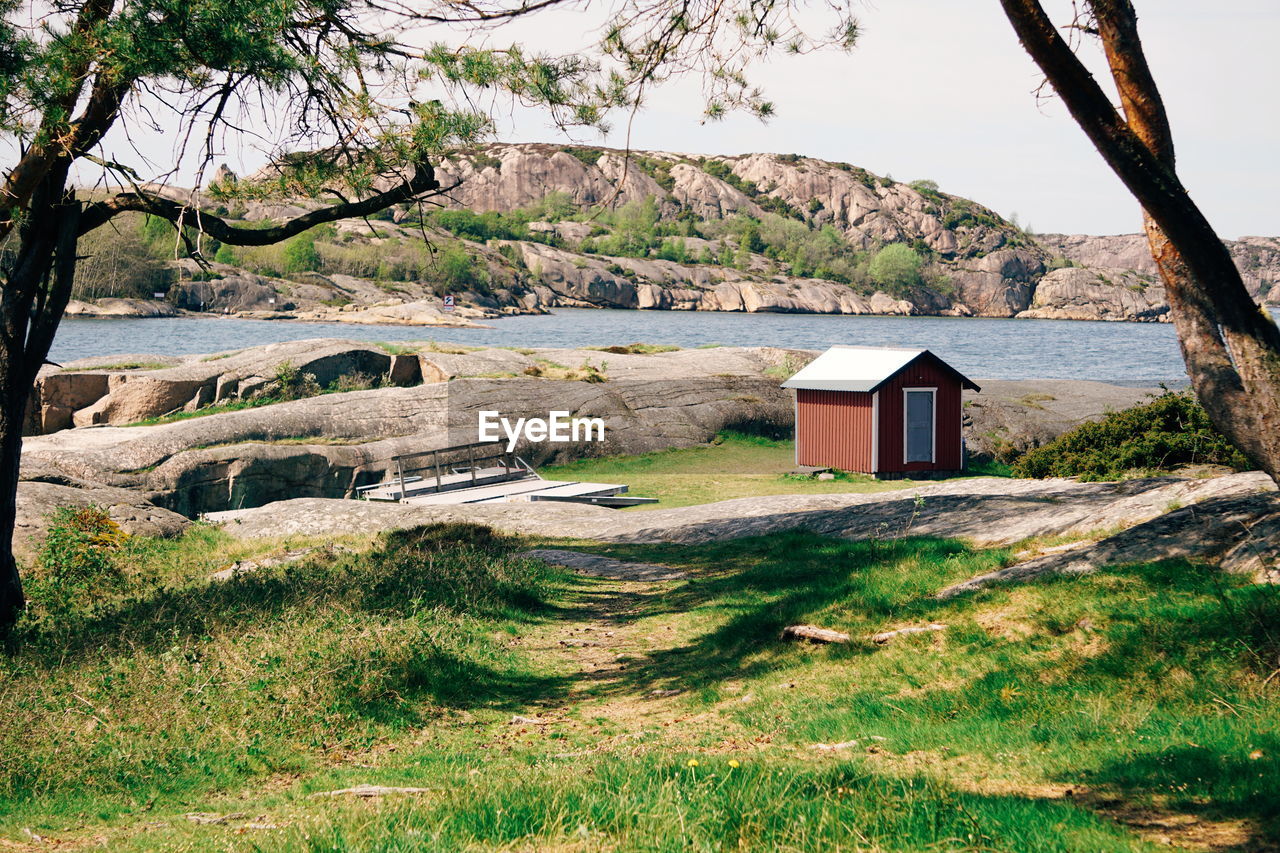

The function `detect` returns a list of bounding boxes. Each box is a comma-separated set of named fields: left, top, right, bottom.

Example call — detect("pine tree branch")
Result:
left=78, top=164, right=448, bottom=245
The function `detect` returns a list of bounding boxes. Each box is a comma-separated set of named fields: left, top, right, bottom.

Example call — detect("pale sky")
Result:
left=492, top=0, right=1279, bottom=238
left=81, top=0, right=1279, bottom=239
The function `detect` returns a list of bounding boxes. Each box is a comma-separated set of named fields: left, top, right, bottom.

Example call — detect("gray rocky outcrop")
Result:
left=1038, top=232, right=1280, bottom=315
left=21, top=344, right=799, bottom=515
left=15, top=480, right=190, bottom=559
left=1016, top=266, right=1168, bottom=322
left=30, top=339, right=413, bottom=431
left=937, top=490, right=1280, bottom=596
left=947, top=249, right=1043, bottom=316
left=64, top=298, right=178, bottom=318
left=207, top=472, right=1276, bottom=555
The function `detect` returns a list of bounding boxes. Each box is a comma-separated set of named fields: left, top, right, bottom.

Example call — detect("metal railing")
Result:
left=358, top=441, right=537, bottom=501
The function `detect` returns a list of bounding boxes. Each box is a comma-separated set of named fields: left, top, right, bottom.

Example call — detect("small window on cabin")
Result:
left=905, top=389, right=934, bottom=463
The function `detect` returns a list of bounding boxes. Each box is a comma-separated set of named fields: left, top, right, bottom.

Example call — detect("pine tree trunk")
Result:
left=0, top=191, right=79, bottom=642
left=0, top=355, right=28, bottom=641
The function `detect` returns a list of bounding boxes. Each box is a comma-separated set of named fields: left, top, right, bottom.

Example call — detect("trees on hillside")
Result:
left=0, top=0, right=858, bottom=640
left=998, top=0, right=1280, bottom=484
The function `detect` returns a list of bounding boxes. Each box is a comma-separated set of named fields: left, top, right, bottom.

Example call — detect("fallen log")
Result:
left=780, top=625, right=850, bottom=644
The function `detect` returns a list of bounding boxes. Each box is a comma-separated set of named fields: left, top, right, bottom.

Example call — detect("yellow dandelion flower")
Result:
left=728, top=760, right=740, bottom=768
left=687, top=758, right=699, bottom=767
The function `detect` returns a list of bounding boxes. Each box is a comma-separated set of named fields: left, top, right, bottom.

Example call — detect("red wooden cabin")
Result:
left=782, top=346, right=980, bottom=477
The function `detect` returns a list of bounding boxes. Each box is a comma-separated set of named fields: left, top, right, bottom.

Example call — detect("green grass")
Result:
left=0, top=523, right=567, bottom=833
left=3, top=524, right=1277, bottom=851
left=967, top=457, right=1014, bottom=477
left=542, top=431, right=943, bottom=508
left=125, top=378, right=379, bottom=427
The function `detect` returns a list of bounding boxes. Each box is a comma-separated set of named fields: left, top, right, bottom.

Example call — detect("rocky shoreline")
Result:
left=73, top=145, right=1279, bottom=326
left=17, top=339, right=1189, bottom=558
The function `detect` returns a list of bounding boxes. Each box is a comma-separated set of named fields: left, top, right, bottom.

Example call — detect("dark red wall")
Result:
left=795, top=388, right=874, bottom=473
left=875, top=358, right=964, bottom=474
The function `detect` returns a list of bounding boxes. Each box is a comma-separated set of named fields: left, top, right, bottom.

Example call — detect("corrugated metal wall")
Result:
left=876, top=358, right=963, bottom=473
left=795, top=389, right=874, bottom=472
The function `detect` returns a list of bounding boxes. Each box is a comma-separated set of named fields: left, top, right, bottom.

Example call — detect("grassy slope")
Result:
left=2, top=522, right=1277, bottom=851
left=541, top=432, right=980, bottom=509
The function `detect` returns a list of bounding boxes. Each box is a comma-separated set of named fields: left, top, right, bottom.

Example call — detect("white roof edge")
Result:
left=780, top=345, right=978, bottom=392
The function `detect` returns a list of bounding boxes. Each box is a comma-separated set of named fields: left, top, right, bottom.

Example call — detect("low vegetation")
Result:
left=521, top=358, right=608, bottom=382
left=1014, top=392, right=1250, bottom=480
left=2, top=516, right=1276, bottom=850
left=589, top=342, right=681, bottom=354
left=542, top=431, right=922, bottom=508
left=2, top=518, right=563, bottom=830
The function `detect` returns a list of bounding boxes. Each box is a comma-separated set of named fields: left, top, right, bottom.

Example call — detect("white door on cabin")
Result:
left=905, top=390, right=935, bottom=463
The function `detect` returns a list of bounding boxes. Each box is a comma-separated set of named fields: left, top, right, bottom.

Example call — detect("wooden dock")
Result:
left=357, top=442, right=657, bottom=508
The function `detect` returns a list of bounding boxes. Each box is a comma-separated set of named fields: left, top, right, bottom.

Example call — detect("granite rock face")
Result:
left=1038, top=232, right=1280, bottom=317
left=22, top=341, right=1175, bottom=523
left=15, top=481, right=190, bottom=559
left=21, top=343, right=800, bottom=515
left=29, top=339, right=406, bottom=432
left=1016, top=267, right=1168, bottom=322
left=64, top=298, right=178, bottom=318
left=207, top=472, right=1277, bottom=569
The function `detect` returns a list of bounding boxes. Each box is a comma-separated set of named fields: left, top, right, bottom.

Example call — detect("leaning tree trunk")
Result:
left=0, top=182, right=80, bottom=640
left=999, top=0, right=1280, bottom=483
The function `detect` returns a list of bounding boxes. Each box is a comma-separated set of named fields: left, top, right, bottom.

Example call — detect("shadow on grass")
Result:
left=561, top=531, right=991, bottom=693
left=551, top=535, right=1280, bottom=847
left=1073, top=737, right=1280, bottom=845
left=14, top=523, right=590, bottom=716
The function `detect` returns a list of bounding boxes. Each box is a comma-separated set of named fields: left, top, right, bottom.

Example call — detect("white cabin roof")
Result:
left=781, top=345, right=978, bottom=393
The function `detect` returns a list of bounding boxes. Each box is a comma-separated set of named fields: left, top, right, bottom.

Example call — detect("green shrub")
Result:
left=368, top=522, right=554, bottom=615
left=1013, top=392, right=1250, bottom=480
left=436, top=245, right=488, bottom=293
left=432, top=208, right=522, bottom=242
left=868, top=243, right=923, bottom=295
left=252, top=360, right=321, bottom=402
left=281, top=235, right=321, bottom=273
left=560, top=146, right=602, bottom=167
left=27, top=506, right=127, bottom=617
left=213, top=243, right=238, bottom=265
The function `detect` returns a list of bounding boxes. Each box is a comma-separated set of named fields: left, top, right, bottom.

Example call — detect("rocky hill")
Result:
left=77, top=144, right=1280, bottom=323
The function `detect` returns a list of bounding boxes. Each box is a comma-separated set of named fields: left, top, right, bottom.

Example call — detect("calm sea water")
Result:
left=49, top=309, right=1187, bottom=381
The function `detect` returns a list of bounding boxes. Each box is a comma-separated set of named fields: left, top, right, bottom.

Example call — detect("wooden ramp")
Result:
left=357, top=441, right=657, bottom=508
left=403, top=479, right=630, bottom=506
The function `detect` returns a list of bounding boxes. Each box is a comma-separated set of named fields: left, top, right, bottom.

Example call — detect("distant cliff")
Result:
left=420, top=144, right=1277, bottom=322
left=97, top=143, right=1277, bottom=324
